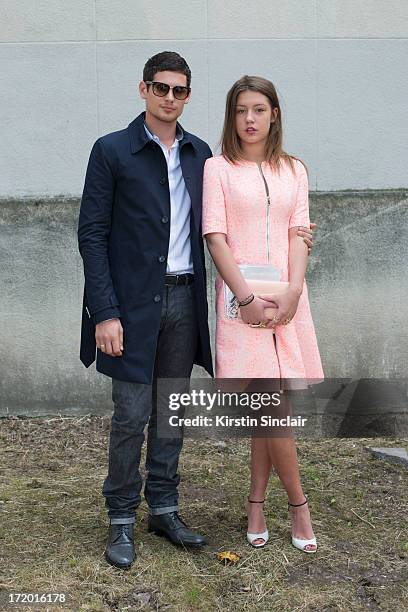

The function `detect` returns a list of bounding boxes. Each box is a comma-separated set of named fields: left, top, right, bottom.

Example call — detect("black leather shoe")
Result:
left=105, top=523, right=135, bottom=569
left=148, top=512, right=206, bottom=547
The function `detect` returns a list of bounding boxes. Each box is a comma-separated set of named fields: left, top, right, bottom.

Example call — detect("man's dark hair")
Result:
left=143, top=51, right=191, bottom=88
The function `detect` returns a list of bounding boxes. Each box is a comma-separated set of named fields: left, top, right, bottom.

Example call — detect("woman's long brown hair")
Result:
left=221, top=75, right=301, bottom=173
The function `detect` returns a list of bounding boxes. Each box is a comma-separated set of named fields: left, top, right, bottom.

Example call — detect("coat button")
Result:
left=153, top=295, right=161, bottom=303
left=159, top=177, right=166, bottom=185
left=158, top=255, right=166, bottom=263
left=161, top=216, right=169, bottom=223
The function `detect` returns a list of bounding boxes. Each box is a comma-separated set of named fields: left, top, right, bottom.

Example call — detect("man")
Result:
left=78, top=51, right=314, bottom=569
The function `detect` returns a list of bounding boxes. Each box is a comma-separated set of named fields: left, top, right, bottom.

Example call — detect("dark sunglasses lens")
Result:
left=173, top=86, right=189, bottom=100
left=153, top=82, right=169, bottom=97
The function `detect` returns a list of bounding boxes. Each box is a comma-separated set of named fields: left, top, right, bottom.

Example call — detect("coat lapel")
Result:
left=180, top=144, right=201, bottom=232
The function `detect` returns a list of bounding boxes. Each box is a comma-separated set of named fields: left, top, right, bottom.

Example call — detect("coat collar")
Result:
left=128, top=112, right=196, bottom=155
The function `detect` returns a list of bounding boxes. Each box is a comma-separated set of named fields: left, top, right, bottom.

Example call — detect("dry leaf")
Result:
left=217, top=551, right=240, bottom=565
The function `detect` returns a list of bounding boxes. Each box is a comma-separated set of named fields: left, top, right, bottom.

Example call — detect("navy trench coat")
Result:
left=78, top=112, right=214, bottom=383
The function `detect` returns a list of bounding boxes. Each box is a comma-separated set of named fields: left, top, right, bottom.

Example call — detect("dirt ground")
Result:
left=0, top=415, right=407, bottom=611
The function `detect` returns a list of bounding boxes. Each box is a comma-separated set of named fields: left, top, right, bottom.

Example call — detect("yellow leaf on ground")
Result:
left=216, top=551, right=240, bottom=564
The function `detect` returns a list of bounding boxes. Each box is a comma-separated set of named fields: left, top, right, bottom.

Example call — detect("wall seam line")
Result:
left=93, top=0, right=99, bottom=136
left=1, top=37, right=407, bottom=45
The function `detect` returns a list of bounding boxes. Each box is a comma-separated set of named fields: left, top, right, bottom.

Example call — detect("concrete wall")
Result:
left=1, top=1, right=407, bottom=194
left=0, top=2, right=407, bottom=414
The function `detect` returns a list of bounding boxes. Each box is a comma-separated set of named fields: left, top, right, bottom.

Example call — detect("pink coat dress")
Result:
left=202, top=155, right=324, bottom=381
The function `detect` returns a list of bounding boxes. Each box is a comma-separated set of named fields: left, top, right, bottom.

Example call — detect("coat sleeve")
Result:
left=78, top=138, right=121, bottom=324
left=202, top=158, right=227, bottom=236
left=289, top=160, right=311, bottom=229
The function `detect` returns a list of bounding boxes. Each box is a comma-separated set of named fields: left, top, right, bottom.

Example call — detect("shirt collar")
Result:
left=143, top=122, right=184, bottom=147
left=128, top=112, right=196, bottom=155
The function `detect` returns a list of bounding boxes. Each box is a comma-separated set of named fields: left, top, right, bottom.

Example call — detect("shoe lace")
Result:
left=112, top=523, right=133, bottom=542
left=170, top=512, right=187, bottom=529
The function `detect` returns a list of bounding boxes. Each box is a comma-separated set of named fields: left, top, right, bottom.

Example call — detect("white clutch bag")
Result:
left=224, top=264, right=289, bottom=320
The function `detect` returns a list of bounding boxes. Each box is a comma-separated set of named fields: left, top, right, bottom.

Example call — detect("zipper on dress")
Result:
left=258, top=163, right=281, bottom=379
left=257, top=162, right=271, bottom=262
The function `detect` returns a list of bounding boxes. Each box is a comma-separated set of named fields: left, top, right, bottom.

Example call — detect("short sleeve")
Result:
left=202, top=158, right=227, bottom=236
left=289, top=160, right=310, bottom=229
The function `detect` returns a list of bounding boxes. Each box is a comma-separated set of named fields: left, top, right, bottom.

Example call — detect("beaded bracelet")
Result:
left=238, top=293, right=255, bottom=307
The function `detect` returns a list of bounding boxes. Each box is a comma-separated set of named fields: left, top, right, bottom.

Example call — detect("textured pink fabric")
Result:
left=202, top=155, right=324, bottom=381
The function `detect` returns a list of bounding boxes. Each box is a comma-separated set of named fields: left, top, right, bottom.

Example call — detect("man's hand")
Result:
left=95, top=318, right=123, bottom=357
left=296, top=222, right=316, bottom=254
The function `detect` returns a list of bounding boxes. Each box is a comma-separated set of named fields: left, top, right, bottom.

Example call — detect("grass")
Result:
left=0, top=415, right=407, bottom=611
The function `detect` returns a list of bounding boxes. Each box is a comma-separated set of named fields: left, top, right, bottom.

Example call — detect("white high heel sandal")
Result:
left=246, top=499, right=269, bottom=548
left=288, top=496, right=317, bottom=553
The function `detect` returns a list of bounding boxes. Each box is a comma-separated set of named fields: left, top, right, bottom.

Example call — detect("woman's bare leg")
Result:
left=247, top=437, right=272, bottom=545
left=246, top=381, right=315, bottom=550
left=265, top=420, right=316, bottom=551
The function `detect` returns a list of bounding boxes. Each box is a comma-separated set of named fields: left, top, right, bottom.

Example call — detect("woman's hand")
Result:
left=239, top=296, right=273, bottom=326
left=259, top=287, right=301, bottom=328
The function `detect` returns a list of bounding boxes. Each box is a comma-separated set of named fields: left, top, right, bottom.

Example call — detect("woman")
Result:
left=202, top=76, right=324, bottom=552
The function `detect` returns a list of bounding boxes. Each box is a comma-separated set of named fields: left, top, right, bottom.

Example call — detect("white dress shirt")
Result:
left=144, top=123, right=193, bottom=275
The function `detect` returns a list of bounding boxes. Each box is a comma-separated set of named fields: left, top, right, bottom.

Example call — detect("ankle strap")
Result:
left=248, top=498, right=265, bottom=504
left=288, top=496, right=308, bottom=508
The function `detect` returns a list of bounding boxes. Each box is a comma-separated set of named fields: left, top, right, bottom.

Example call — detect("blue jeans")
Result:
left=102, top=283, right=198, bottom=524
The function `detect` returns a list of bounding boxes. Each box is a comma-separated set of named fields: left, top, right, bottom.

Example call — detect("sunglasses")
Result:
left=145, top=81, right=191, bottom=100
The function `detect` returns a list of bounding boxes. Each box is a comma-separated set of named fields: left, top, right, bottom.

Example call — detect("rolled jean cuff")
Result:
left=109, top=516, right=136, bottom=525
left=149, top=505, right=178, bottom=516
